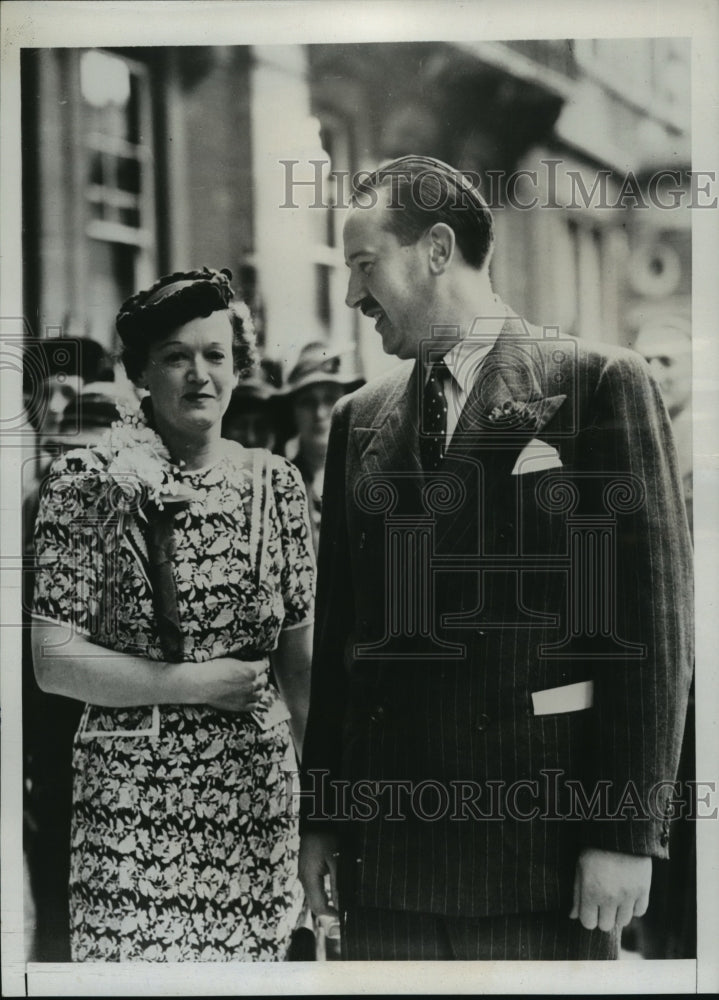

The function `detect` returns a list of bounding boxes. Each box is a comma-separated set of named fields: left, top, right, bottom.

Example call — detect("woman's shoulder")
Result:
left=37, top=445, right=114, bottom=519
left=217, top=441, right=306, bottom=499
left=221, top=440, right=298, bottom=477
left=48, top=444, right=112, bottom=478
left=48, top=445, right=111, bottom=481
left=268, top=452, right=305, bottom=493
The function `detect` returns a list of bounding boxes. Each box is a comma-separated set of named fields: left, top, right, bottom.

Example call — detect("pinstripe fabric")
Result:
left=301, top=323, right=694, bottom=936
left=343, top=907, right=619, bottom=960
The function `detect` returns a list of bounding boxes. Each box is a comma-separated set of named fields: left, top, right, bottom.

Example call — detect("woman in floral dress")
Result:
left=31, top=268, right=315, bottom=961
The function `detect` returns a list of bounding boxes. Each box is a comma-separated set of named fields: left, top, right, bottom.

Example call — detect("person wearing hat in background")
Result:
left=223, top=357, right=284, bottom=453
left=23, top=336, right=115, bottom=453
left=51, top=384, right=127, bottom=450
left=22, top=337, right=118, bottom=544
left=284, top=342, right=364, bottom=554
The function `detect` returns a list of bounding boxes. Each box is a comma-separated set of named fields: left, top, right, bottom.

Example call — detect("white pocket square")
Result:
left=532, top=680, right=594, bottom=715
left=511, top=439, right=563, bottom=475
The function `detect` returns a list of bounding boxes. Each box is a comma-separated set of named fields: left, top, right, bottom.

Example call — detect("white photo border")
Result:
left=1, top=1, right=717, bottom=995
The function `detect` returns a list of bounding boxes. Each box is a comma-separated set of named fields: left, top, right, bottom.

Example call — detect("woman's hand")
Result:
left=32, top=621, right=271, bottom=712
left=194, top=656, right=269, bottom=713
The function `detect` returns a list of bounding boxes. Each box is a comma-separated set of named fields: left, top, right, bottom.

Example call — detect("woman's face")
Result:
left=292, top=382, right=346, bottom=450
left=224, top=406, right=277, bottom=451
left=140, top=311, right=238, bottom=440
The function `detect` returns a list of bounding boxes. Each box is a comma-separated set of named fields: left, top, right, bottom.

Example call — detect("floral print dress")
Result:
left=32, top=441, right=315, bottom=961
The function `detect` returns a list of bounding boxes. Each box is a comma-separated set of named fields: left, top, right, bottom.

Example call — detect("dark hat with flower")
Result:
left=116, top=266, right=257, bottom=384
left=284, top=341, right=364, bottom=396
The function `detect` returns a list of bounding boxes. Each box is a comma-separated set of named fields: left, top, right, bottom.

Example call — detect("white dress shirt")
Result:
left=431, top=302, right=508, bottom=446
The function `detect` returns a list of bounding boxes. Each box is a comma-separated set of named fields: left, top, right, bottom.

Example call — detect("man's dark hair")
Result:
left=351, top=155, right=494, bottom=271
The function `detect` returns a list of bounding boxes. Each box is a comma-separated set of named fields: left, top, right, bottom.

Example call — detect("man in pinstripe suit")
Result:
left=299, top=156, right=694, bottom=960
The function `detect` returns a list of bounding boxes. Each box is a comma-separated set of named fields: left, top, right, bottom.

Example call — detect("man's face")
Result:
left=635, top=326, right=691, bottom=417
left=343, top=191, right=432, bottom=361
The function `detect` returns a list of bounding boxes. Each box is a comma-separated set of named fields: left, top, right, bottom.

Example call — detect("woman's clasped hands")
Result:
left=190, top=656, right=270, bottom=713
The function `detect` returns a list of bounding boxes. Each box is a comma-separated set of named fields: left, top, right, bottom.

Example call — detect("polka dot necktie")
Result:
left=420, top=357, right=450, bottom=473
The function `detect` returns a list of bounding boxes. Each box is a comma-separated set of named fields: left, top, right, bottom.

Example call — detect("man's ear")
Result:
left=428, top=223, right=455, bottom=275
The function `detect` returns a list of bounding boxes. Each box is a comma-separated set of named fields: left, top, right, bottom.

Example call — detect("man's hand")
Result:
left=299, top=831, right=340, bottom=918
left=570, top=847, right=651, bottom=932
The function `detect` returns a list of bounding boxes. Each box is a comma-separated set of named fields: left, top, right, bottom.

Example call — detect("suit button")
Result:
left=370, top=704, right=386, bottom=724
left=475, top=713, right=491, bottom=732
left=476, top=629, right=487, bottom=638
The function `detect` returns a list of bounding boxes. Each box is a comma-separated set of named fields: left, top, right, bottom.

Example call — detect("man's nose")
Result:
left=345, top=269, right=366, bottom=309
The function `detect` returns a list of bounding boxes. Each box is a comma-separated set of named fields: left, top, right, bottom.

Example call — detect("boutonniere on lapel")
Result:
left=486, top=395, right=566, bottom=434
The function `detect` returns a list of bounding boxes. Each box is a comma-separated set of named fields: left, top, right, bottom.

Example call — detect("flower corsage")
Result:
left=103, top=403, right=199, bottom=662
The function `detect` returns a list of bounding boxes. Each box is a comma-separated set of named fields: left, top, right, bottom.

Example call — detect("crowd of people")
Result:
left=22, top=156, right=694, bottom=965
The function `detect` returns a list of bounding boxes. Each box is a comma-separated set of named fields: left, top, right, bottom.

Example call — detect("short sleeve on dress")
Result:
left=32, top=450, right=109, bottom=638
left=270, top=457, right=315, bottom=630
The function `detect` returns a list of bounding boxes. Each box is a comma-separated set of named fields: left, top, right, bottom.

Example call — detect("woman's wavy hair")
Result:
left=116, top=266, right=258, bottom=384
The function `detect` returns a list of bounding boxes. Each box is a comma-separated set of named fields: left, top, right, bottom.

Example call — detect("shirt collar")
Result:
left=441, top=298, right=508, bottom=395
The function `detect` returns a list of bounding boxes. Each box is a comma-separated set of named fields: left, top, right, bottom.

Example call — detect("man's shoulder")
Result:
left=336, top=360, right=414, bottom=421
left=524, top=324, right=641, bottom=367
left=522, top=326, right=650, bottom=387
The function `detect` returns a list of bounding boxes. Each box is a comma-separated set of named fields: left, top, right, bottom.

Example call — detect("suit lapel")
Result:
left=437, top=319, right=567, bottom=554
left=353, top=363, right=422, bottom=477
left=446, top=318, right=566, bottom=465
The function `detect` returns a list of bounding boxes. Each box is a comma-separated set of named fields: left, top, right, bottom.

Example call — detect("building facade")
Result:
left=22, top=37, right=690, bottom=378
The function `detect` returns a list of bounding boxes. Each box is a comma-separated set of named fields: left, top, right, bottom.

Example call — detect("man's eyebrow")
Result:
left=345, top=250, right=374, bottom=264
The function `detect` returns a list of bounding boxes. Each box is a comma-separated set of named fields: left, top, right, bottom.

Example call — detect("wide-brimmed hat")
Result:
left=284, top=342, right=364, bottom=396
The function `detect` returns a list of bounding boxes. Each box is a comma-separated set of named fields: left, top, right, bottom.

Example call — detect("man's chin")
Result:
left=379, top=330, right=402, bottom=358
left=383, top=340, right=412, bottom=361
